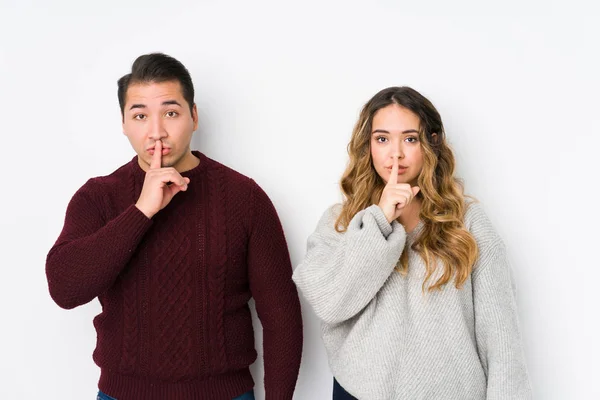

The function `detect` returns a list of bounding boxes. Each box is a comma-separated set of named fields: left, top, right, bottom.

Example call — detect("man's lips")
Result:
left=147, top=147, right=171, bottom=155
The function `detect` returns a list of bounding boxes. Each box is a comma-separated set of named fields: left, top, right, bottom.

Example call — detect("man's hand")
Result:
left=135, top=140, right=190, bottom=218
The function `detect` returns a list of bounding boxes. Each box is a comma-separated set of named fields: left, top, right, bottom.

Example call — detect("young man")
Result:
left=46, top=53, right=303, bottom=400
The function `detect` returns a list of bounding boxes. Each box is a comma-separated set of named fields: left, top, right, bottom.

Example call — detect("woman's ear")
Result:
left=430, top=132, right=439, bottom=144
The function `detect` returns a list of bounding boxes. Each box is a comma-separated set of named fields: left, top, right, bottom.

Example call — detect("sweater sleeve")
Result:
left=46, top=179, right=153, bottom=309
left=468, top=205, right=532, bottom=399
left=246, top=182, right=303, bottom=400
left=292, top=204, right=406, bottom=324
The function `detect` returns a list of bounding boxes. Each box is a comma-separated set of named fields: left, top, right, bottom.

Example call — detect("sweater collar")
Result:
left=407, top=220, right=424, bottom=242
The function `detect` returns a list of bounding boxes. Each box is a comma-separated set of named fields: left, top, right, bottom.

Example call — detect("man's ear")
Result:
left=192, top=104, right=199, bottom=131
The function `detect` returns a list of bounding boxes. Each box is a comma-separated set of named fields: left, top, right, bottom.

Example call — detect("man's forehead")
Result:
left=125, top=81, right=185, bottom=105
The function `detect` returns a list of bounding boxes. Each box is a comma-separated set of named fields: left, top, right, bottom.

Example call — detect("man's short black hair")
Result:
left=118, top=53, right=195, bottom=116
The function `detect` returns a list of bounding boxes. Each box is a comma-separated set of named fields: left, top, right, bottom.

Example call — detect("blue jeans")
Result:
left=233, top=391, right=255, bottom=400
left=97, top=390, right=255, bottom=400
left=333, top=378, right=357, bottom=400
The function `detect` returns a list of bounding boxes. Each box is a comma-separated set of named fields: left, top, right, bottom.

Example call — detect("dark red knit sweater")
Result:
left=46, top=151, right=303, bottom=400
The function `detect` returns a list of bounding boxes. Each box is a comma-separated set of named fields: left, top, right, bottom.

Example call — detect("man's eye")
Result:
left=166, top=111, right=179, bottom=118
left=134, top=114, right=146, bottom=120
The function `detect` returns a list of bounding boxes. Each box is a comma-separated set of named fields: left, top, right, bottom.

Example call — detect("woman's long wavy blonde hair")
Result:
left=335, top=87, right=478, bottom=291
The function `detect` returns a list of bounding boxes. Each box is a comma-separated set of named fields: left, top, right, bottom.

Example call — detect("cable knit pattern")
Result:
left=195, top=176, right=209, bottom=377
left=119, top=269, right=139, bottom=375
left=153, top=220, right=193, bottom=380
left=293, top=203, right=532, bottom=400
left=46, top=151, right=303, bottom=400
left=207, top=163, right=229, bottom=373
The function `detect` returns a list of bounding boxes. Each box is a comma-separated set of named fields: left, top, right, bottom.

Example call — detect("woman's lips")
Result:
left=387, top=166, right=408, bottom=174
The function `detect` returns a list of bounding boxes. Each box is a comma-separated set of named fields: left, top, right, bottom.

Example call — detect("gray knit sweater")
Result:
left=292, top=203, right=532, bottom=400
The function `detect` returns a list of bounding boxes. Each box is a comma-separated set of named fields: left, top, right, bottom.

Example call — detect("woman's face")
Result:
left=370, top=104, right=424, bottom=186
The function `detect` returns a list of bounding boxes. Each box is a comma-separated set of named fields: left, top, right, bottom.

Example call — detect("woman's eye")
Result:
left=376, top=136, right=388, bottom=143
left=406, top=136, right=418, bottom=143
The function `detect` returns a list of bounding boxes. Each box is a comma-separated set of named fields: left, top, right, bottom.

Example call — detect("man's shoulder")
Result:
left=84, top=160, right=133, bottom=191
left=72, top=159, right=134, bottom=201
left=203, top=156, right=279, bottom=213
left=205, top=156, right=257, bottom=191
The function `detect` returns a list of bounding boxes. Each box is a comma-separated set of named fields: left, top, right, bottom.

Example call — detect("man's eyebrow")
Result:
left=372, top=129, right=419, bottom=134
left=128, top=100, right=182, bottom=111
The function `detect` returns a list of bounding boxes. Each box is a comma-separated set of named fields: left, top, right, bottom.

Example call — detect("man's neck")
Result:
left=175, top=152, right=200, bottom=173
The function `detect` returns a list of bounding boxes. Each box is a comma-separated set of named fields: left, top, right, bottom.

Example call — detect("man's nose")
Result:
left=148, top=118, right=167, bottom=139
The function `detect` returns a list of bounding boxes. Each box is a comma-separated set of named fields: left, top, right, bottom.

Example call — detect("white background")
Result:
left=1, top=0, right=599, bottom=399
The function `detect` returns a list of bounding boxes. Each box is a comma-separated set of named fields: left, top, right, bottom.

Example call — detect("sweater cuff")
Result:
left=366, top=204, right=394, bottom=238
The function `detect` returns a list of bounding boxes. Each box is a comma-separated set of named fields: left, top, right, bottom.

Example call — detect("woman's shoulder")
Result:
left=463, top=199, right=504, bottom=250
left=463, top=199, right=486, bottom=229
left=323, top=203, right=343, bottom=219
left=314, top=203, right=343, bottom=232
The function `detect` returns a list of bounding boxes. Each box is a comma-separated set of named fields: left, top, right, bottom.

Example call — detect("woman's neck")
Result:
left=398, top=197, right=422, bottom=233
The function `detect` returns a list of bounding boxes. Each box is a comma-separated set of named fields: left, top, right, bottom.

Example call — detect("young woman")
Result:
left=293, top=87, right=532, bottom=399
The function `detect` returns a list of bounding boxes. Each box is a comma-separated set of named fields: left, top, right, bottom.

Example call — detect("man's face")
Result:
left=122, top=80, right=198, bottom=172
